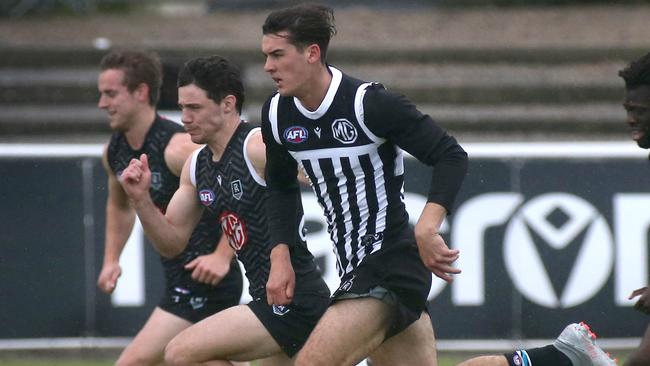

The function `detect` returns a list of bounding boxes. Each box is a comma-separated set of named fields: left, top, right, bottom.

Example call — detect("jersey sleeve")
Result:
left=260, top=98, right=300, bottom=248
left=363, top=85, right=468, bottom=214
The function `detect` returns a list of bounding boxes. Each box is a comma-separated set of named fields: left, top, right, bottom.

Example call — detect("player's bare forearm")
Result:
left=266, top=244, right=295, bottom=305
left=414, top=202, right=461, bottom=282
left=185, top=235, right=236, bottom=285
left=130, top=196, right=188, bottom=258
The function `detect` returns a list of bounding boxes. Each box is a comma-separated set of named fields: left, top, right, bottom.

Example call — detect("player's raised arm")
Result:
left=120, top=153, right=203, bottom=258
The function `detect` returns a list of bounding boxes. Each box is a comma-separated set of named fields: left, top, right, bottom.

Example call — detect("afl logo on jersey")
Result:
left=220, top=211, right=248, bottom=250
left=284, top=126, right=308, bottom=143
left=199, top=189, right=215, bottom=206
left=332, top=119, right=357, bottom=144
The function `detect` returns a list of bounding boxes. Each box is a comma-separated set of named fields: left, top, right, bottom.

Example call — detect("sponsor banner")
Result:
left=1, top=153, right=648, bottom=338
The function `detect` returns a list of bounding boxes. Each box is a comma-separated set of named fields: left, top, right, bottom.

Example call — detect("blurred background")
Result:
left=1, top=0, right=649, bottom=364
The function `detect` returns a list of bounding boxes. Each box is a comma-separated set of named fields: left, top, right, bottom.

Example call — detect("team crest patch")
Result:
left=231, top=179, right=243, bottom=200
left=190, top=297, right=207, bottom=310
left=199, top=189, right=215, bottom=206
left=339, top=274, right=356, bottom=292
left=284, top=126, right=308, bottom=143
left=332, top=118, right=357, bottom=144
left=150, top=172, right=162, bottom=189
left=272, top=304, right=290, bottom=316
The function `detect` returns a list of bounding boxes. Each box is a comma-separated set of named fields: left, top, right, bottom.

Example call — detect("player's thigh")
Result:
left=456, top=355, right=509, bottom=366
left=117, top=307, right=191, bottom=366
left=368, top=311, right=437, bottom=366
left=626, top=323, right=650, bottom=366
left=165, top=304, right=283, bottom=363
left=297, top=297, right=392, bottom=365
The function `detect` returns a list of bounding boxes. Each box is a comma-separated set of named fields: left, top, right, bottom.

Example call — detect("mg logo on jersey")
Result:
left=284, top=126, right=308, bottom=143
left=150, top=172, right=162, bottom=190
left=332, top=119, right=357, bottom=144
left=199, top=189, right=215, bottom=206
left=220, top=211, right=248, bottom=250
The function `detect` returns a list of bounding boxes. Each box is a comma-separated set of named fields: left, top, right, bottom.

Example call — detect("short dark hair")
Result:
left=177, top=55, right=245, bottom=114
left=619, top=52, right=650, bottom=89
left=99, top=50, right=162, bottom=106
left=262, top=3, right=336, bottom=63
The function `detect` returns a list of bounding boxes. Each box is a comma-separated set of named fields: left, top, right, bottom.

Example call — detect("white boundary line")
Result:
left=0, top=141, right=645, bottom=159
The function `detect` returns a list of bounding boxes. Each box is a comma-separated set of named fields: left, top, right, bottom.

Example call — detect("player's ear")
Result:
left=134, top=83, right=150, bottom=103
left=222, top=95, right=237, bottom=114
left=305, top=43, right=321, bottom=65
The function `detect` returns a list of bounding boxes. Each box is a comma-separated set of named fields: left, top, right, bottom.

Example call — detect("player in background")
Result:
left=119, top=55, right=330, bottom=365
left=96, top=50, right=243, bottom=366
left=619, top=52, right=650, bottom=366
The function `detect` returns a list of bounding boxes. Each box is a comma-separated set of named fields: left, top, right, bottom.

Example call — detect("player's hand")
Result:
left=415, top=228, right=460, bottom=283
left=629, top=286, right=650, bottom=314
left=97, top=262, right=121, bottom=294
left=185, top=252, right=231, bottom=286
left=119, top=153, right=151, bottom=202
left=266, top=244, right=295, bottom=306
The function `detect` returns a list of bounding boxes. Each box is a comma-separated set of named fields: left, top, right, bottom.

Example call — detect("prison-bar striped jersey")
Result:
left=262, top=66, right=468, bottom=278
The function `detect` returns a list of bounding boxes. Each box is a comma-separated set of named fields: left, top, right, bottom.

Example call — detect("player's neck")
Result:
left=124, top=107, right=156, bottom=150
left=297, top=65, right=332, bottom=112
left=207, top=114, right=241, bottom=162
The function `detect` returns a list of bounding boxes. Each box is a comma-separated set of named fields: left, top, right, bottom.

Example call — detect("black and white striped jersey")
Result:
left=107, top=115, right=241, bottom=293
left=191, top=122, right=325, bottom=300
left=262, top=66, right=468, bottom=278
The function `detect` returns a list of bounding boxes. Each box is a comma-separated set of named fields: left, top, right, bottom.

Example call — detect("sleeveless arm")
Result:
left=97, top=144, right=135, bottom=293
left=128, top=155, right=204, bottom=258
left=164, top=132, right=203, bottom=177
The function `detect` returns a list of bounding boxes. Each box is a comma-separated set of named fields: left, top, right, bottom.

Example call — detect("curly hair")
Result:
left=619, top=52, right=650, bottom=89
left=177, top=55, right=245, bottom=114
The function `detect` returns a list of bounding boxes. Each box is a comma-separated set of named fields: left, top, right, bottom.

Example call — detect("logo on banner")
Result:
left=502, top=193, right=614, bottom=308
left=449, top=192, right=627, bottom=309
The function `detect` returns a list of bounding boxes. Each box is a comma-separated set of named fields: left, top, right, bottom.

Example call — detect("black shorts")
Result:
left=158, top=270, right=243, bottom=324
left=332, top=236, right=432, bottom=339
left=248, top=280, right=330, bottom=358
